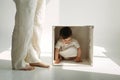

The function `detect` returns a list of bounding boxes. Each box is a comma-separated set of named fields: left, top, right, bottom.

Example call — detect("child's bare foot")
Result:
left=30, top=62, right=49, bottom=68
left=74, top=57, right=82, bottom=62
left=19, top=65, right=35, bottom=71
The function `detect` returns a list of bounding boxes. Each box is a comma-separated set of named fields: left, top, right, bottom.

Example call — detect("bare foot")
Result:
left=19, top=65, right=35, bottom=71
left=74, top=57, right=82, bottom=62
left=30, top=62, right=49, bottom=68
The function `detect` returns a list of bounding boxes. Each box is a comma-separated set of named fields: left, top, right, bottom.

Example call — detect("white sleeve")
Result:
left=74, top=39, right=80, bottom=48
left=55, top=40, right=61, bottom=49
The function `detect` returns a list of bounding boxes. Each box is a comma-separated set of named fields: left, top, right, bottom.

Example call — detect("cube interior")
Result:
left=52, top=26, right=93, bottom=66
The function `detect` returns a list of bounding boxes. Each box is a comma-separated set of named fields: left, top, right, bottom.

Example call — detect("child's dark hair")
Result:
left=59, top=27, right=72, bottom=39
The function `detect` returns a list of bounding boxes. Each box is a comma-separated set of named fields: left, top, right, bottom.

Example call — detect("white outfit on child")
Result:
left=55, top=38, right=80, bottom=59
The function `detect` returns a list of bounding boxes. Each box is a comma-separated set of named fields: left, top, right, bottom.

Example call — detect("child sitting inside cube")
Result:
left=54, top=27, right=82, bottom=64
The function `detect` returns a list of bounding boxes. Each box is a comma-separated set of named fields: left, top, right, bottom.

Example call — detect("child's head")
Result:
left=59, top=27, right=72, bottom=44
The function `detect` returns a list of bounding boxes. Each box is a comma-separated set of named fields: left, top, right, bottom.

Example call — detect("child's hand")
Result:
left=74, top=57, right=82, bottom=62
left=54, top=59, right=61, bottom=64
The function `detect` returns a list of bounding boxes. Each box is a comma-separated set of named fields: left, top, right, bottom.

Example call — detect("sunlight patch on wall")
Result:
left=0, top=48, right=11, bottom=60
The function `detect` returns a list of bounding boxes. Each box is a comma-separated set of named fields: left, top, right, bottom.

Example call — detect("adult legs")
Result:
left=32, top=0, right=46, bottom=57
left=29, top=0, right=49, bottom=68
left=11, top=0, right=38, bottom=70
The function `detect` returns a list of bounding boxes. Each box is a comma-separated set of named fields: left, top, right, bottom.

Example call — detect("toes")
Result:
left=19, top=65, right=35, bottom=71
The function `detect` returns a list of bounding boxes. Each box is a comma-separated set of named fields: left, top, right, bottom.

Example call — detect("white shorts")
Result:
left=59, top=47, right=77, bottom=59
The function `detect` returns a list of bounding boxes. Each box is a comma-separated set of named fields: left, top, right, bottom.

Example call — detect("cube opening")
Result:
left=52, top=26, right=94, bottom=66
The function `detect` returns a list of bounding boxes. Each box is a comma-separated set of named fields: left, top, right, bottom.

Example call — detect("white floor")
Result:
left=0, top=46, right=120, bottom=80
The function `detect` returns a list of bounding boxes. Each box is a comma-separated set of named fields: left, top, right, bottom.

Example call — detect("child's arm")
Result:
left=77, top=48, right=81, bottom=57
left=74, top=47, right=82, bottom=62
left=54, top=48, right=60, bottom=64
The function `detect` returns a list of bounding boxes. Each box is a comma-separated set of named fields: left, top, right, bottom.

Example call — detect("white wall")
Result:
left=0, top=0, right=15, bottom=52
left=60, top=0, right=120, bottom=65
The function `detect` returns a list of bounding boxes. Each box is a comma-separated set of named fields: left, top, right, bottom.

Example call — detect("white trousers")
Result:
left=60, top=47, right=77, bottom=59
left=11, top=0, right=45, bottom=70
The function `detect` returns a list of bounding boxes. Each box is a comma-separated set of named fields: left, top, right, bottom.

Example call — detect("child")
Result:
left=54, top=27, right=82, bottom=64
